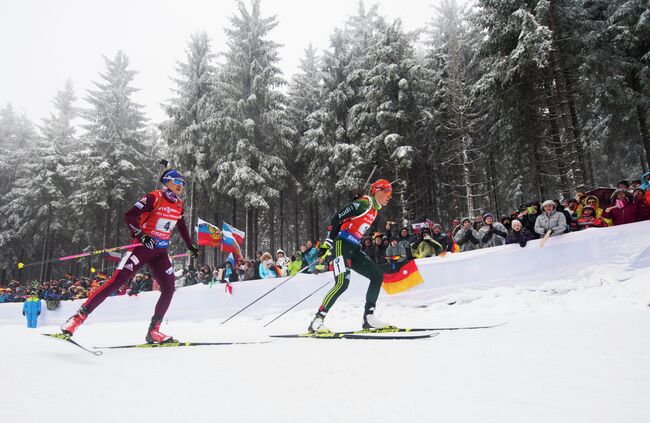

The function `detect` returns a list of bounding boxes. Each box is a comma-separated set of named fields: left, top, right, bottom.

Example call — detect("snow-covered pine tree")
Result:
left=0, top=104, right=39, bottom=196
left=0, top=81, right=78, bottom=280
left=213, top=0, right=294, bottom=255
left=161, top=31, right=217, bottom=263
left=71, top=51, right=149, bottom=249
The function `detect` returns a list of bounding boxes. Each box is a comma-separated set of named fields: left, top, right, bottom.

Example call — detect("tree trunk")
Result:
left=40, top=205, right=52, bottom=282
left=293, top=187, right=299, bottom=251
left=547, top=99, right=572, bottom=198
left=114, top=201, right=122, bottom=246
left=245, top=207, right=253, bottom=258
left=102, top=197, right=112, bottom=248
left=279, top=190, right=284, bottom=251
left=269, top=205, right=276, bottom=255
left=231, top=197, right=237, bottom=228
left=548, top=0, right=587, bottom=189
left=253, top=208, right=259, bottom=253
left=637, top=103, right=650, bottom=168
left=461, top=135, right=475, bottom=216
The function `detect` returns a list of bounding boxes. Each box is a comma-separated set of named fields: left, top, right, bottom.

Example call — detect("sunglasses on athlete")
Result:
left=166, top=178, right=185, bottom=186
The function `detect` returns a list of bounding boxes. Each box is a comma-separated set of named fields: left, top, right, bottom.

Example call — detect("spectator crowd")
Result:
left=2, top=175, right=649, bottom=308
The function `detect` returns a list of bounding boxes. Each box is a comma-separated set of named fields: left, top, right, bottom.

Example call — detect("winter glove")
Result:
left=189, top=245, right=199, bottom=258
left=494, top=229, right=507, bottom=238
left=481, top=231, right=493, bottom=243
left=134, top=229, right=155, bottom=249
left=519, top=239, right=527, bottom=248
left=318, top=238, right=333, bottom=258
left=37, top=312, right=41, bottom=316
left=22, top=311, right=25, bottom=316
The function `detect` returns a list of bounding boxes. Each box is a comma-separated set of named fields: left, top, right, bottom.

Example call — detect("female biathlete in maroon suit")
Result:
left=61, top=169, right=198, bottom=343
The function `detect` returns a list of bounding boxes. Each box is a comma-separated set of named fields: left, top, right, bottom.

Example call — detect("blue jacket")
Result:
left=259, top=262, right=278, bottom=279
left=23, top=297, right=42, bottom=315
left=641, top=171, right=650, bottom=191
left=304, top=247, right=319, bottom=273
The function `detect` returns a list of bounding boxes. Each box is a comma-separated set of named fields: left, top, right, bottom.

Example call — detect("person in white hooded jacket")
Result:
left=275, top=250, right=291, bottom=276
left=534, top=200, right=567, bottom=237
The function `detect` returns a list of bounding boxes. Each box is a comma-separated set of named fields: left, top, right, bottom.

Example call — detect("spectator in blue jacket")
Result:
left=22, top=291, right=42, bottom=328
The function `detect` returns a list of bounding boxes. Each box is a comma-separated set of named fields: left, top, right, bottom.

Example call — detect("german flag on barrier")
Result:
left=381, top=260, right=424, bottom=295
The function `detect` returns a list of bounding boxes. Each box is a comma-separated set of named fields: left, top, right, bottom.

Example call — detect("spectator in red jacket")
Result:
left=603, top=189, right=638, bottom=226
left=633, top=188, right=650, bottom=221
left=577, top=205, right=607, bottom=230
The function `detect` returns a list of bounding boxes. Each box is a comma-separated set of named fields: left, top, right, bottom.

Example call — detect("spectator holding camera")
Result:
left=430, top=223, right=452, bottom=252
left=478, top=213, right=508, bottom=248
left=603, top=189, right=638, bottom=226
left=258, top=252, right=280, bottom=279
left=411, top=227, right=444, bottom=258
left=505, top=219, right=535, bottom=247
left=454, top=218, right=481, bottom=252
left=535, top=200, right=568, bottom=237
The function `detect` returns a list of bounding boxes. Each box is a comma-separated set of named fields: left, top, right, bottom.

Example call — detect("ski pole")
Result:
left=17, top=243, right=141, bottom=270
left=221, top=262, right=313, bottom=325
left=263, top=280, right=331, bottom=328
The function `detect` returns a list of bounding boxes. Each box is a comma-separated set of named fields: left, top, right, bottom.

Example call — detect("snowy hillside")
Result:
left=1, top=222, right=649, bottom=423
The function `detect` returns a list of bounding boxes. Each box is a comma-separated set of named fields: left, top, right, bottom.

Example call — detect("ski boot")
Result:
left=61, top=306, right=89, bottom=336
left=308, top=310, right=330, bottom=333
left=146, top=317, right=174, bottom=344
left=362, top=308, right=397, bottom=332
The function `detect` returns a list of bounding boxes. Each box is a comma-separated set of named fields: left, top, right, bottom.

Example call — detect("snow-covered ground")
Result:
left=1, top=269, right=648, bottom=423
left=1, top=221, right=649, bottom=423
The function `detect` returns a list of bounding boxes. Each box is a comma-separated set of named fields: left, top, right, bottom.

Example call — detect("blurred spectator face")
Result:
left=617, top=182, right=629, bottom=189
left=306, top=240, right=313, bottom=248
left=543, top=204, right=555, bottom=213
left=511, top=220, right=522, bottom=232
left=400, top=228, right=408, bottom=237
left=300, top=245, right=306, bottom=253
left=615, top=191, right=627, bottom=200
left=374, top=236, right=382, bottom=245
left=463, top=220, right=471, bottom=229
left=583, top=207, right=594, bottom=216
left=484, top=216, right=493, bottom=225
left=587, top=198, right=597, bottom=207
left=433, top=226, right=441, bottom=235
left=277, top=252, right=285, bottom=259
left=560, top=199, right=569, bottom=208
left=363, top=238, right=372, bottom=247
left=568, top=199, right=578, bottom=211
left=390, top=239, right=398, bottom=247
left=630, top=181, right=641, bottom=189
left=633, top=189, right=645, bottom=200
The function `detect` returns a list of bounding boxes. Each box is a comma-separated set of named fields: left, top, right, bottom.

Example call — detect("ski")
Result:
left=341, top=322, right=508, bottom=334
left=42, top=333, right=103, bottom=356
left=270, top=331, right=438, bottom=340
left=94, top=340, right=272, bottom=350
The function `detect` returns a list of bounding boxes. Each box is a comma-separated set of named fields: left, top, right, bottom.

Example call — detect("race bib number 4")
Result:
left=155, top=218, right=177, bottom=234
left=333, top=256, right=347, bottom=277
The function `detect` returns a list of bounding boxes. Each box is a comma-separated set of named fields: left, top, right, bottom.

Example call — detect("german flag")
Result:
left=381, top=260, right=424, bottom=295
left=97, top=272, right=108, bottom=279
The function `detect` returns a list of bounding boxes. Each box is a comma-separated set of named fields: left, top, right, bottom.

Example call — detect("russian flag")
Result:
left=221, top=223, right=243, bottom=258
left=222, top=222, right=245, bottom=245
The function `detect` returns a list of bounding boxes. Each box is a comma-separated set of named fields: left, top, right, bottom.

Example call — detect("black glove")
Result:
left=189, top=245, right=199, bottom=258
left=22, top=311, right=25, bottom=316
left=134, top=229, right=155, bottom=249
left=37, top=312, right=41, bottom=316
